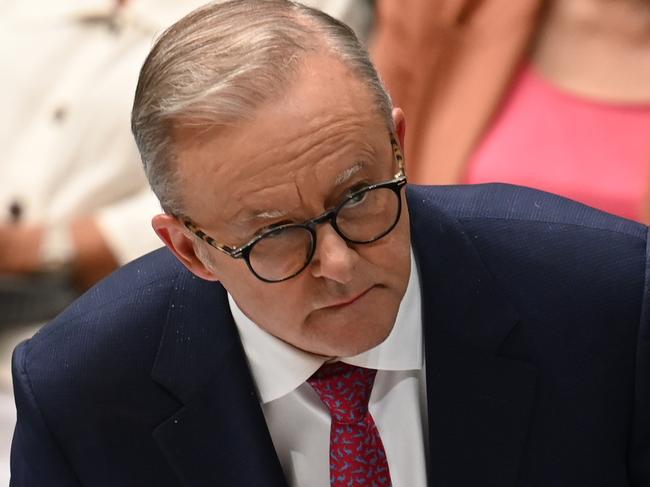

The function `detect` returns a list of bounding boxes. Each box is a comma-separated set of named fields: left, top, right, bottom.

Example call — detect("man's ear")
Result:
left=392, top=107, right=406, bottom=154
left=151, top=214, right=220, bottom=281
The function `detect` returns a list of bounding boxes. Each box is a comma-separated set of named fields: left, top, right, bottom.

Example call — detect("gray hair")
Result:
left=131, top=0, right=393, bottom=215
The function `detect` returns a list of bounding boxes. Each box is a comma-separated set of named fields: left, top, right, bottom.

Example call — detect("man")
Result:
left=10, top=1, right=650, bottom=486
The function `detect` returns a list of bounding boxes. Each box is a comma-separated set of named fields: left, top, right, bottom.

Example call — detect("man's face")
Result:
left=167, top=54, right=411, bottom=357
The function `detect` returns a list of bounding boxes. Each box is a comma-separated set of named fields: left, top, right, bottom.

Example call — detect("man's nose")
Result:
left=309, top=224, right=357, bottom=284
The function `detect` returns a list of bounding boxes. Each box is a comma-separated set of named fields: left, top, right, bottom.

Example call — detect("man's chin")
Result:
left=307, top=324, right=395, bottom=358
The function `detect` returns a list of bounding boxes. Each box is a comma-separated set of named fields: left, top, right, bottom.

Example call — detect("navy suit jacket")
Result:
left=11, top=184, right=650, bottom=486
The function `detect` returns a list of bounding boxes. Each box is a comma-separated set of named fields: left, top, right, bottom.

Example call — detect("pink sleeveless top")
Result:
left=464, top=64, right=650, bottom=221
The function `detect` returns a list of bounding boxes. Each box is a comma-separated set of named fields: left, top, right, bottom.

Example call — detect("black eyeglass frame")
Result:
left=181, top=135, right=407, bottom=283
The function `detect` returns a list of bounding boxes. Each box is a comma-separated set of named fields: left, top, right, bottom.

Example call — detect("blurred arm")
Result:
left=0, top=189, right=161, bottom=291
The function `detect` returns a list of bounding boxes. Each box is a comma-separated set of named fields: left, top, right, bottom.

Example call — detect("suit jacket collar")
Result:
left=151, top=186, right=538, bottom=486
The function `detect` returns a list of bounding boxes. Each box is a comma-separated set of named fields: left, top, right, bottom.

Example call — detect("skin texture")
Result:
left=533, top=0, right=650, bottom=102
left=153, top=53, right=411, bottom=358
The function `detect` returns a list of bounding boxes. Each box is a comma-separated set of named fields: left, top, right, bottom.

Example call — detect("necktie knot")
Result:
left=308, top=361, right=377, bottom=425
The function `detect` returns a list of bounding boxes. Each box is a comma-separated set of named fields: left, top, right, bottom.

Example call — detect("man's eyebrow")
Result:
left=238, top=208, right=289, bottom=223
left=334, top=162, right=365, bottom=187
left=253, top=209, right=289, bottom=220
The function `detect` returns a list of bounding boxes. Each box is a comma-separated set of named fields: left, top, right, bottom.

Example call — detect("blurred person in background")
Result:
left=0, top=0, right=373, bottom=326
left=0, top=0, right=179, bottom=324
left=371, top=0, right=650, bottom=222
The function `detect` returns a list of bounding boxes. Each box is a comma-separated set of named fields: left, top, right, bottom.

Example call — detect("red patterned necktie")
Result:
left=308, top=361, right=392, bottom=487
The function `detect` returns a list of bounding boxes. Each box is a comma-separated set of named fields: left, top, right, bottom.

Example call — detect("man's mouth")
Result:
left=322, top=286, right=374, bottom=310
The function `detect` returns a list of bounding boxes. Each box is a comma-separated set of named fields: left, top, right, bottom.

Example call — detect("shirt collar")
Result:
left=228, top=250, right=423, bottom=404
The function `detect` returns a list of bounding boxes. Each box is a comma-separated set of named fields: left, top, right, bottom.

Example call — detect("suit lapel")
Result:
left=150, top=270, right=287, bottom=487
left=409, top=188, right=538, bottom=486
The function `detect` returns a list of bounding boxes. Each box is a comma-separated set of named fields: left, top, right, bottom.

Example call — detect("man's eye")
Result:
left=346, top=189, right=369, bottom=207
left=344, top=180, right=371, bottom=197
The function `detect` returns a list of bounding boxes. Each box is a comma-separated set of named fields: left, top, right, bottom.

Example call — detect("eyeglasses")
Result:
left=181, top=135, right=407, bottom=283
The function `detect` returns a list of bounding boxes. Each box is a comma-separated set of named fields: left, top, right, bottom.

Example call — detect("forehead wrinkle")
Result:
left=228, top=180, right=303, bottom=227
left=205, top=114, right=382, bottom=227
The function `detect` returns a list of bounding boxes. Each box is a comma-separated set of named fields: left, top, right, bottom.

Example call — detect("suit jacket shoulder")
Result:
left=407, top=183, right=650, bottom=486
left=11, top=249, right=239, bottom=486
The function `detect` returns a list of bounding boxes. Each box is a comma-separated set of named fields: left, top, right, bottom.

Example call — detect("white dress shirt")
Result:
left=228, top=251, right=428, bottom=487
